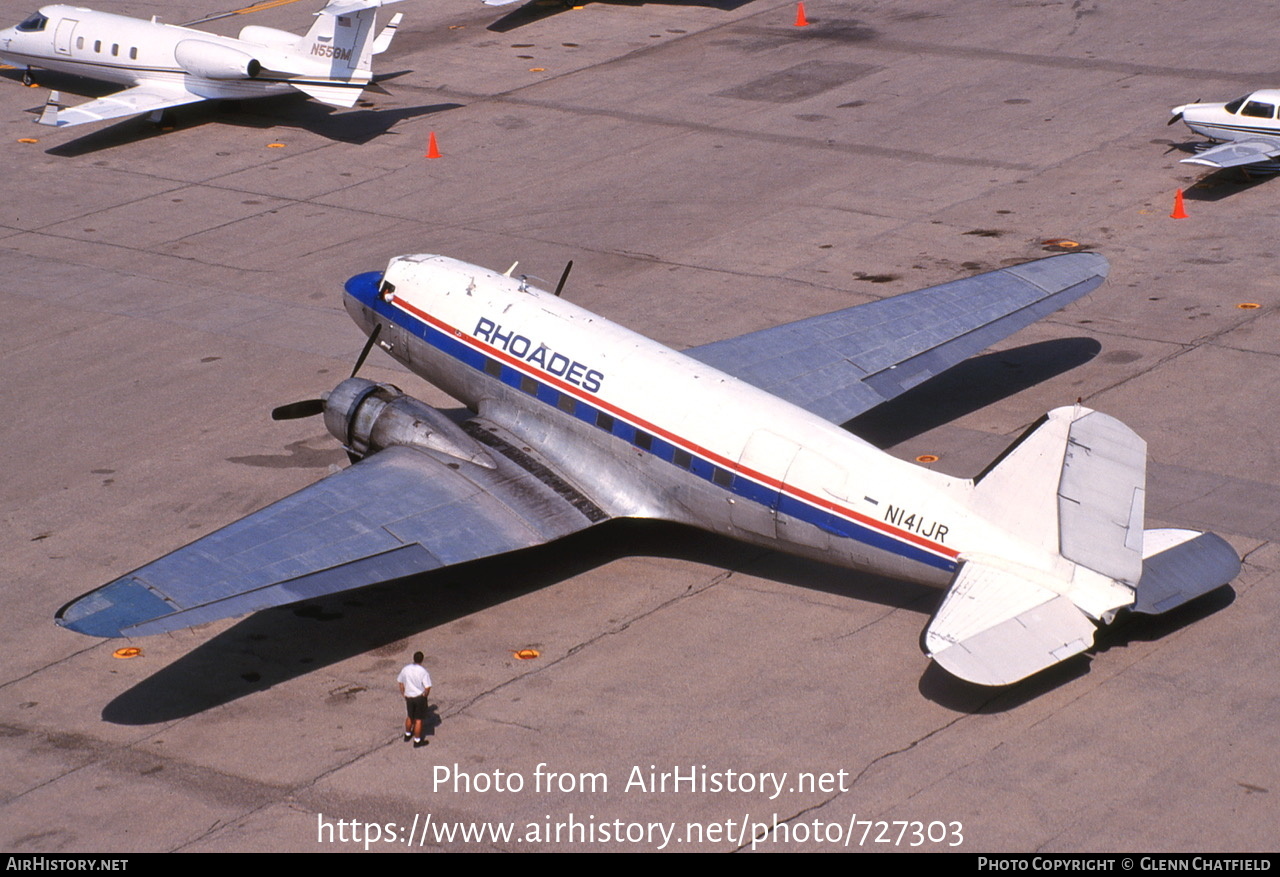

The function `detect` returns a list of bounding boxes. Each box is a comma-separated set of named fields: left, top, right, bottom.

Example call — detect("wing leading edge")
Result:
left=38, top=84, right=207, bottom=128
left=1181, top=138, right=1280, bottom=168
left=685, top=252, right=1109, bottom=425
left=57, top=434, right=608, bottom=638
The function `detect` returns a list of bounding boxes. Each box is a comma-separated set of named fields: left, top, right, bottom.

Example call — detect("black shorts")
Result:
left=405, top=695, right=429, bottom=721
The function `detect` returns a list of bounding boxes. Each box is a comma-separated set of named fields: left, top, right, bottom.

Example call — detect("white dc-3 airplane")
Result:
left=1170, top=90, right=1280, bottom=169
left=56, top=252, right=1240, bottom=687
left=0, top=0, right=402, bottom=128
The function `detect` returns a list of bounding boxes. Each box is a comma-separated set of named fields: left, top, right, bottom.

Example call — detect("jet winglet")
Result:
left=37, top=90, right=61, bottom=126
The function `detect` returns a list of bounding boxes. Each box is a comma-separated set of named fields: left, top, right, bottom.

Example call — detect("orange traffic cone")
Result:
left=1170, top=188, right=1188, bottom=219
left=794, top=1, right=809, bottom=26
left=426, top=131, right=441, bottom=159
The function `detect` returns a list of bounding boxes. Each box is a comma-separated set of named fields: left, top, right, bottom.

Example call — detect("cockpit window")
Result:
left=1224, top=96, right=1248, bottom=114
left=16, top=12, right=49, bottom=32
left=1240, top=100, right=1276, bottom=119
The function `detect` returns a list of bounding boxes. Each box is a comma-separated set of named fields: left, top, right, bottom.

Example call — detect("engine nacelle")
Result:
left=237, top=25, right=301, bottom=50
left=323, top=378, right=496, bottom=467
left=174, top=39, right=262, bottom=80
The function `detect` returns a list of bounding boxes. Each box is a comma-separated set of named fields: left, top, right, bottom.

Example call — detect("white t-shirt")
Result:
left=397, top=663, right=432, bottom=697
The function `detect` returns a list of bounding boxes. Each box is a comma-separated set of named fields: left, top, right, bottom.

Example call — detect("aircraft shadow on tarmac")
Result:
left=100, top=337, right=1106, bottom=724
left=1156, top=140, right=1279, bottom=200
left=3, top=70, right=457, bottom=154
left=846, top=337, right=1101, bottom=451
left=485, top=0, right=753, bottom=32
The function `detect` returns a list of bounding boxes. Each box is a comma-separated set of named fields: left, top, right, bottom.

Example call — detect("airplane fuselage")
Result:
left=1174, top=89, right=1280, bottom=143
left=0, top=3, right=376, bottom=112
left=341, top=256, right=1036, bottom=591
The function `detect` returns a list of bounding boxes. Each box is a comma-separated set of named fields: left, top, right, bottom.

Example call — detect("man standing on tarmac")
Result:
left=397, top=651, right=432, bottom=748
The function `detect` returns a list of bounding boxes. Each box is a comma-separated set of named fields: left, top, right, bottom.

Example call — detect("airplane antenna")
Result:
left=553, top=260, right=573, bottom=297
left=503, top=261, right=519, bottom=277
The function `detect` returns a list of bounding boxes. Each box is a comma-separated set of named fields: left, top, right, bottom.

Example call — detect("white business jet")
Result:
left=1170, top=90, right=1280, bottom=168
left=55, top=252, right=1239, bottom=687
left=0, top=0, right=403, bottom=128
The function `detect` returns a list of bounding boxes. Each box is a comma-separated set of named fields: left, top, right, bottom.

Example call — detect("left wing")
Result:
left=685, top=253, right=1108, bottom=425
left=1181, top=137, right=1280, bottom=168
left=57, top=434, right=608, bottom=638
left=38, top=84, right=206, bottom=128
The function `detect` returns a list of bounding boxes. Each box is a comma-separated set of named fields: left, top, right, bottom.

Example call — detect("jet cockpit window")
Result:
left=15, top=12, right=49, bottom=32
left=1224, top=96, right=1248, bottom=114
left=1240, top=100, right=1276, bottom=119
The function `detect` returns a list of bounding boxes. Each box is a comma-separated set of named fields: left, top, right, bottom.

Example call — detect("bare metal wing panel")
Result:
left=684, top=253, right=1108, bottom=425
left=57, top=442, right=607, bottom=637
left=1182, top=138, right=1280, bottom=168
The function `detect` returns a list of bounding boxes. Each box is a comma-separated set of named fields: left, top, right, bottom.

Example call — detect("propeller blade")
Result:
left=350, top=323, right=383, bottom=379
left=271, top=398, right=325, bottom=420
left=1167, top=112, right=1183, bottom=126
left=553, top=260, right=573, bottom=297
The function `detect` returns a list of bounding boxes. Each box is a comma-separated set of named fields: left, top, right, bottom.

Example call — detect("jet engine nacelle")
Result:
left=323, top=377, right=495, bottom=468
left=237, top=25, right=301, bottom=50
left=174, top=39, right=262, bottom=80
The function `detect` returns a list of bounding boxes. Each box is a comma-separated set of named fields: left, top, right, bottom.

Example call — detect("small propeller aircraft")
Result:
left=56, top=252, right=1240, bottom=687
left=0, top=0, right=403, bottom=128
left=1170, top=90, right=1280, bottom=169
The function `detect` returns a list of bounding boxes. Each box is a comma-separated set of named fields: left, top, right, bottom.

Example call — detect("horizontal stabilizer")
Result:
left=288, top=79, right=366, bottom=107
left=925, top=560, right=1098, bottom=686
left=1132, top=529, right=1240, bottom=614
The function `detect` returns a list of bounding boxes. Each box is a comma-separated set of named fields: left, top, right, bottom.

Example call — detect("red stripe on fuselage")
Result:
left=387, top=294, right=960, bottom=562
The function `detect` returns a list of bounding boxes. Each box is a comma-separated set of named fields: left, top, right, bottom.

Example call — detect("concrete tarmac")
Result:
left=1, top=0, right=1277, bottom=853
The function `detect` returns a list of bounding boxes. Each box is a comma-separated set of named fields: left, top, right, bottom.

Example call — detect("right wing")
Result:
left=38, top=83, right=206, bottom=128
left=685, top=253, right=1108, bottom=426
left=57, top=431, right=608, bottom=638
left=1182, top=137, right=1280, bottom=168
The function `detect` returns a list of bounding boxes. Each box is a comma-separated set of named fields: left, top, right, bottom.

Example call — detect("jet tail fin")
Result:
left=925, top=406, right=1236, bottom=686
left=286, top=0, right=404, bottom=105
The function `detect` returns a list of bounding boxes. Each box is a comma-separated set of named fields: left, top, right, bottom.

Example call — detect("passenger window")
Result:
left=1241, top=101, right=1275, bottom=119
left=634, top=430, right=653, bottom=451
left=483, top=359, right=503, bottom=378
left=111, top=44, right=118, bottom=56
left=557, top=394, right=575, bottom=414
left=672, top=449, right=692, bottom=469
left=130, top=47, right=137, bottom=60
left=519, top=376, right=537, bottom=395
left=94, top=40, right=101, bottom=53
left=595, top=412, right=614, bottom=432
left=76, top=36, right=83, bottom=49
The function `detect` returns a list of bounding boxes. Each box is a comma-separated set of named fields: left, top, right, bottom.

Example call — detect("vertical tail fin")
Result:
left=925, top=406, right=1236, bottom=686
left=290, top=0, right=403, bottom=106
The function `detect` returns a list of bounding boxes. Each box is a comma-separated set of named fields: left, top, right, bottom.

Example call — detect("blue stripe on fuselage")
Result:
left=342, top=271, right=956, bottom=574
